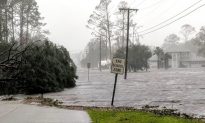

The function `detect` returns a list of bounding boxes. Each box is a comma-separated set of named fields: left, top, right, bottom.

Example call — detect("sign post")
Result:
left=87, top=63, right=91, bottom=81
left=111, top=73, right=118, bottom=106
left=111, top=58, right=125, bottom=106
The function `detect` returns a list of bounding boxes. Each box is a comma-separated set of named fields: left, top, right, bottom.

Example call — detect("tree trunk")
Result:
left=106, top=7, right=112, bottom=60
left=11, top=7, right=15, bottom=42
left=20, top=3, right=24, bottom=45
left=5, top=5, right=8, bottom=42
left=122, top=13, right=125, bottom=48
left=157, top=56, right=160, bottom=69
left=0, top=6, right=2, bottom=41
left=26, top=11, right=29, bottom=44
left=105, top=32, right=108, bottom=60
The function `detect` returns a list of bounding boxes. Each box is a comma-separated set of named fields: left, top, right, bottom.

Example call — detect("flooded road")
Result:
left=45, top=68, right=205, bottom=117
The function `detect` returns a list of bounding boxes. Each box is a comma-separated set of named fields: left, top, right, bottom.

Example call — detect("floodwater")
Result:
left=45, top=68, right=205, bottom=117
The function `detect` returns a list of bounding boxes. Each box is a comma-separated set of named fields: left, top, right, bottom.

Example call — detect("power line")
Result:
left=134, top=0, right=148, bottom=8
left=130, top=0, right=142, bottom=7
left=139, top=0, right=164, bottom=10
left=153, top=0, right=178, bottom=18
left=138, top=0, right=203, bottom=33
left=139, top=3, right=205, bottom=36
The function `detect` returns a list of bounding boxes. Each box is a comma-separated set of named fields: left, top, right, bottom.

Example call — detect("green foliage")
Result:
left=20, top=41, right=77, bottom=94
left=154, top=47, right=164, bottom=69
left=88, top=109, right=204, bottom=123
left=162, top=34, right=180, bottom=50
left=114, top=44, right=152, bottom=72
left=154, top=47, right=171, bottom=69
left=193, top=26, right=205, bottom=57
left=0, top=40, right=77, bottom=95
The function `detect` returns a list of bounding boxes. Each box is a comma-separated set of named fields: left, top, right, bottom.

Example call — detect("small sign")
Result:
left=111, top=58, right=125, bottom=75
left=87, top=63, right=91, bottom=68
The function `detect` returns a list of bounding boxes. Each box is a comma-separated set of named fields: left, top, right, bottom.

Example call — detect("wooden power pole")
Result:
left=119, top=8, right=138, bottom=79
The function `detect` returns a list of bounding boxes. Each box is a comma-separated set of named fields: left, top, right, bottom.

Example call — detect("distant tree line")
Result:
left=162, top=24, right=205, bottom=57
left=156, top=24, right=205, bottom=68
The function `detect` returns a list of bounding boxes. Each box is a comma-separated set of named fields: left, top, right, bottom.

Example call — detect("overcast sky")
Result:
left=36, top=0, right=205, bottom=53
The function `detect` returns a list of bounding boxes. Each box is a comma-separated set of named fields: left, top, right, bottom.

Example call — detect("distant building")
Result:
left=98, top=59, right=111, bottom=69
left=149, top=55, right=158, bottom=68
left=149, top=45, right=205, bottom=68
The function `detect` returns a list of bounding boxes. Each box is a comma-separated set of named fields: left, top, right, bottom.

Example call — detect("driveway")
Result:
left=0, top=101, right=91, bottom=123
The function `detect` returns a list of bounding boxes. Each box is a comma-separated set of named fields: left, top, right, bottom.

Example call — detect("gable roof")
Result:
left=163, top=44, right=190, bottom=53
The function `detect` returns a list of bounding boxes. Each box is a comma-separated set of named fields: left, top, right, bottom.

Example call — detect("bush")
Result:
left=114, top=44, right=152, bottom=72
left=0, top=40, right=78, bottom=95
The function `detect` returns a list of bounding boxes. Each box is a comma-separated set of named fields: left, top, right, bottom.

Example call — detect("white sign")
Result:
left=111, top=58, right=125, bottom=75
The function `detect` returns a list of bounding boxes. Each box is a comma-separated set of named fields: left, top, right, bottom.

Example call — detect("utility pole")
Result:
left=119, top=8, right=138, bottom=79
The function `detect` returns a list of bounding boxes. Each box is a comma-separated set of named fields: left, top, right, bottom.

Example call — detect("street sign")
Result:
left=111, top=58, right=125, bottom=75
left=111, top=58, right=125, bottom=106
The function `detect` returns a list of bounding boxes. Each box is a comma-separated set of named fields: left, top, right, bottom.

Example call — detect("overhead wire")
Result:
left=139, top=0, right=164, bottom=10
left=153, top=0, right=178, bottom=18
left=138, top=3, right=205, bottom=36
left=138, top=0, right=203, bottom=33
left=133, top=0, right=149, bottom=8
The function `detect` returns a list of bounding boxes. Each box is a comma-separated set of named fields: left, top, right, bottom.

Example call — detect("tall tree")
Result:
left=114, top=44, right=152, bottom=72
left=114, top=1, right=128, bottom=48
left=164, top=53, right=171, bottom=69
left=193, top=26, right=205, bottom=57
left=0, top=0, right=8, bottom=42
left=87, top=0, right=113, bottom=60
left=0, top=0, right=45, bottom=44
left=180, top=24, right=195, bottom=42
left=154, top=47, right=164, bottom=69
left=162, top=34, right=180, bottom=49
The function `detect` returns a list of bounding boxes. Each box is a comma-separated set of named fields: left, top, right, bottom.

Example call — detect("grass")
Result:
left=87, top=109, right=204, bottom=123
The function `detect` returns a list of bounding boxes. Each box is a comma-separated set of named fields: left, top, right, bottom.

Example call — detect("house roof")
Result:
left=163, top=44, right=190, bottom=53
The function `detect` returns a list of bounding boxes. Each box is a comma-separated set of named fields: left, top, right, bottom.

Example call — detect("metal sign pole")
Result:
left=111, top=73, right=118, bottom=106
left=88, top=67, right=89, bottom=81
left=87, top=63, right=91, bottom=82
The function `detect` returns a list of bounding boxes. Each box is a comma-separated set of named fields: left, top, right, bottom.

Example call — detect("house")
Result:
left=164, top=45, right=191, bottom=68
left=149, top=45, right=205, bottom=68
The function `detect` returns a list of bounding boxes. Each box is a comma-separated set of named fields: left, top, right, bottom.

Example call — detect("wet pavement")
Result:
left=45, top=68, right=205, bottom=117
left=0, top=101, right=90, bottom=123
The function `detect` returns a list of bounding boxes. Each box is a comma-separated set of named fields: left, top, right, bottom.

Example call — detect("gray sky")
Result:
left=36, top=0, right=205, bottom=53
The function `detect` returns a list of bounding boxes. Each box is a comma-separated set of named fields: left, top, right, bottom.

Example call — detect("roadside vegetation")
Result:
left=0, top=41, right=77, bottom=95
left=21, top=97, right=205, bottom=123
left=0, top=0, right=77, bottom=95
left=88, top=109, right=204, bottom=123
